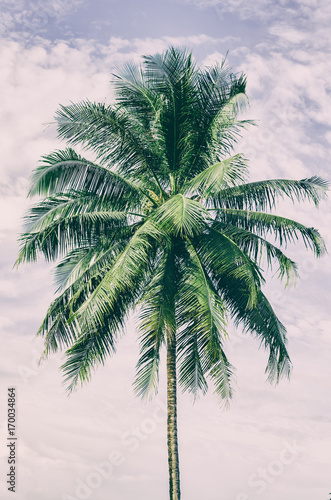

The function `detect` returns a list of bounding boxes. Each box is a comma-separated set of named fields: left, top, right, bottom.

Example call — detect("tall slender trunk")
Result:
left=166, top=328, right=181, bottom=500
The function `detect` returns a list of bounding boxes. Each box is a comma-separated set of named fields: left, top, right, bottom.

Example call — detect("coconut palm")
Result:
left=16, top=47, right=327, bottom=500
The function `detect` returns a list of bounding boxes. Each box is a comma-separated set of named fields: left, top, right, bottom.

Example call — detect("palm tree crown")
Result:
left=16, top=46, right=327, bottom=500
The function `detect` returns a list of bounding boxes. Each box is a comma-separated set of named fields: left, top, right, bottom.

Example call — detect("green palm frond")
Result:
left=182, top=154, right=248, bottom=197
left=61, top=327, right=116, bottom=392
left=37, top=242, right=126, bottom=360
left=153, top=194, right=209, bottom=237
left=178, top=64, right=249, bottom=185
left=16, top=208, right=130, bottom=265
left=56, top=101, right=165, bottom=192
left=177, top=324, right=208, bottom=399
left=22, top=192, right=130, bottom=233
left=112, top=61, right=159, bottom=118
left=214, top=223, right=298, bottom=285
left=61, top=285, right=134, bottom=393
left=52, top=247, right=95, bottom=292
left=52, top=239, right=126, bottom=292
left=215, top=176, right=328, bottom=211
left=176, top=240, right=230, bottom=400
left=39, top=310, right=79, bottom=358
left=134, top=245, right=177, bottom=398
left=143, top=48, right=197, bottom=189
left=207, top=260, right=291, bottom=382
left=194, top=227, right=264, bottom=309
left=28, top=148, right=143, bottom=206
left=214, top=209, right=326, bottom=256
left=71, top=221, right=164, bottom=330
left=48, top=224, right=160, bottom=392
left=208, top=349, right=234, bottom=405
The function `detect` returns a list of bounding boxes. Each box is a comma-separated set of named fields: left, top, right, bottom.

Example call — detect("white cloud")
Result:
left=185, top=0, right=331, bottom=27
left=202, top=50, right=228, bottom=66
left=0, top=0, right=85, bottom=41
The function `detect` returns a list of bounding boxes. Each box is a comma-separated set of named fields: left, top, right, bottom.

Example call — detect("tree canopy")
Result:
left=16, top=47, right=327, bottom=402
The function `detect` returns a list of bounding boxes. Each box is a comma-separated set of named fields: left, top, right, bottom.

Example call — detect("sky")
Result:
left=0, top=0, right=330, bottom=499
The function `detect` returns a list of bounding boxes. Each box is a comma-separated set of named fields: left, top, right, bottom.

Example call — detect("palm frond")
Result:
left=143, top=48, right=198, bottom=187
left=41, top=222, right=160, bottom=392
left=28, top=148, right=143, bottom=207
left=176, top=240, right=230, bottom=400
left=208, top=349, right=234, bottom=406
left=71, top=220, right=164, bottom=330
left=134, top=245, right=177, bottom=398
left=37, top=242, right=125, bottom=358
left=214, top=222, right=298, bottom=286
left=55, top=101, right=165, bottom=192
left=22, top=192, right=131, bottom=233
left=112, top=61, right=159, bottom=118
left=153, top=194, right=209, bottom=237
left=194, top=227, right=264, bottom=309
left=52, top=240, right=126, bottom=292
left=205, top=258, right=291, bottom=382
left=61, top=285, right=134, bottom=393
left=215, top=177, right=328, bottom=211
left=16, top=207, right=131, bottom=265
left=214, top=209, right=326, bottom=256
left=178, top=64, right=249, bottom=185
left=182, top=154, right=248, bottom=197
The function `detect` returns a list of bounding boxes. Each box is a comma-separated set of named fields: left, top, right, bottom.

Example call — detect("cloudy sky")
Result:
left=0, top=1, right=330, bottom=499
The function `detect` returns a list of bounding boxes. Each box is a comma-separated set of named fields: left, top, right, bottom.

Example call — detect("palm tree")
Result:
left=16, top=47, right=327, bottom=500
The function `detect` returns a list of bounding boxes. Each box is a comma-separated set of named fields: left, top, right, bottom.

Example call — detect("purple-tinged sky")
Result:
left=0, top=1, right=330, bottom=499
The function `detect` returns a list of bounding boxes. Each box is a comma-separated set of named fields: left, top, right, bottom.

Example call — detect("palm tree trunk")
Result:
left=166, top=327, right=181, bottom=500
